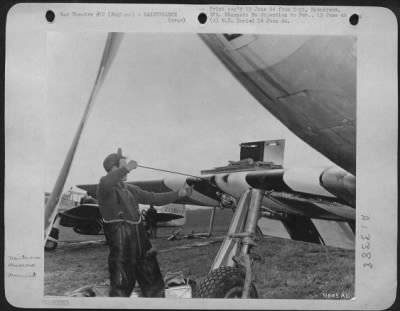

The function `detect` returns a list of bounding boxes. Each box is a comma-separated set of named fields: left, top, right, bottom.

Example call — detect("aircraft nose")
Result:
left=186, top=177, right=220, bottom=201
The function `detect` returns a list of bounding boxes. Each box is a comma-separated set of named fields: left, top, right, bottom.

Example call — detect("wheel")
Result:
left=45, top=227, right=59, bottom=251
left=44, top=240, right=58, bottom=251
left=196, top=266, right=258, bottom=298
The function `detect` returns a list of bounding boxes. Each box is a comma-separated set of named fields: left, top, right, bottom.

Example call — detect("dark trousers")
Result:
left=104, top=221, right=165, bottom=297
left=148, top=222, right=157, bottom=238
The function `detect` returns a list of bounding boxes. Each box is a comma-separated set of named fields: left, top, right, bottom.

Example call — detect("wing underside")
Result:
left=200, top=34, right=356, bottom=175
left=258, top=216, right=354, bottom=249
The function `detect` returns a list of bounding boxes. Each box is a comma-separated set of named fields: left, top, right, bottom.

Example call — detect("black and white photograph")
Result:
left=43, top=32, right=357, bottom=299
left=4, top=3, right=397, bottom=310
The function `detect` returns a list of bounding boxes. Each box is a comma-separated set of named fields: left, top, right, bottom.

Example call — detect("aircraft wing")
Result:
left=200, top=34, right=356, bottom=175
left=77, top=177, right=220, bottom=207
left=77, top=165, right=355, bottom=249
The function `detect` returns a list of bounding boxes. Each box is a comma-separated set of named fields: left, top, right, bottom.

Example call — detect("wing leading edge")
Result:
left=77, top=165, right=354, bottom=248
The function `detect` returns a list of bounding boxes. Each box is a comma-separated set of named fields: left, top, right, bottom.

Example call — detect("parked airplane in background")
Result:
left=45, top=33, right=356, bottom=298
left=44, top=191, right=186, bottom=250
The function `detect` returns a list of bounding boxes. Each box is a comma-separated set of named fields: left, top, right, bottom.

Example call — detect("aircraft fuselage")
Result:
left=200, top=34, right=356, bottom=175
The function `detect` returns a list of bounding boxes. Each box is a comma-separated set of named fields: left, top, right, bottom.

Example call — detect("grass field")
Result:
left=44, top=208, right=355, bottom=299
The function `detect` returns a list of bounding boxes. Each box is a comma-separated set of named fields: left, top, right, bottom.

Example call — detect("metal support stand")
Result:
left=238, top=189, right=264, bottom=298
left=210, top=190, right=251, bottom=271
left=192, top=205, right=217, bottom=238
left=209, top=189, right=264, bottom=298
left=207, top=206, right=217, bottom=237
left=240, top=189, right=264, bottom=255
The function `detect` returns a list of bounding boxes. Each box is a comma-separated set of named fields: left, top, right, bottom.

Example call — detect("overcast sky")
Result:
left=45, top=32, right=333, bottom=192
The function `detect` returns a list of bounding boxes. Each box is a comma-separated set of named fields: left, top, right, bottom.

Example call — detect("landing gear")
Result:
left=45, top=215, right=62, bottom=251
left=45, top=227, right=59, bottom=251
left=196, top=266, right=258, bottom=298
left=198, top=189, right=264, bottom=299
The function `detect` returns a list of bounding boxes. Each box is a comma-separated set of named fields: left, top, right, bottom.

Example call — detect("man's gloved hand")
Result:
left=125, top=160, right=138, bottom=171
left=178, top=184, right=193, bottom=198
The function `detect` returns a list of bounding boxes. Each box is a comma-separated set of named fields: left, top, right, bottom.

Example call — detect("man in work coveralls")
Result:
left=97, top=148, right=192, bottom=297
left=146, top=205, right=158, bottom=238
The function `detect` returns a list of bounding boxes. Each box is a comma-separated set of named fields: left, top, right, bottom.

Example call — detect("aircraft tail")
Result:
left=157, top=204, right=186, bottom=227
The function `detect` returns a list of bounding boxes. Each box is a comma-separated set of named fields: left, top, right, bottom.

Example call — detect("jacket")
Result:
left=97, top=166, right=179, bottom=222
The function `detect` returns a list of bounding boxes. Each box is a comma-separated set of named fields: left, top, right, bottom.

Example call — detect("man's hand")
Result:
left=178, top=184, right=193, bottom=198
left=125, top=160, right=138, bottom=171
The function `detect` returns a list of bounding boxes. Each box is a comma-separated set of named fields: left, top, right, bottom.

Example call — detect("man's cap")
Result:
left=103, top=148, right=124, bottom=172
